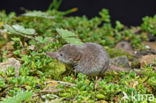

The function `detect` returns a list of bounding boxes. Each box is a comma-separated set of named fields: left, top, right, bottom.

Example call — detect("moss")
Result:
left=131, top=60, right=141, bottom=68
left=0, top=38, right=7, bottom=48
left=105, top=47, right=134, bottom=60
left=45, top=60, right=66, bottom=79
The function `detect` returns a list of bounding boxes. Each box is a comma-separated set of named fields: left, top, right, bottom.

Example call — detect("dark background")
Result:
left=0, top=0, right=156, bottom=26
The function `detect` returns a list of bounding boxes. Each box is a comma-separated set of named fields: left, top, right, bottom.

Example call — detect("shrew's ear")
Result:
left=73, top=49, right=83, bottom=61
left=74, top=53, right=82, bottom=61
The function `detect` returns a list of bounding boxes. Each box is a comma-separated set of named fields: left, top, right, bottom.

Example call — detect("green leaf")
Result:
left=56, top=28, right=83, bottom=45
left=3, top=24, right=35, bottom=36
left=99, top=9, right=110, bottom=23
left=23, top=11, right=48, bottom=17
left=65, top=38, right=83, bottom=45
left=0, top=78, right=6, bottom=88
left=22, top=11, right=55, bottom=19
left=1, top=91, right=33, bottom=103
left=56, top=28, right=75, bottom=38
left=48, top=0, right=62, bottom=10
left=115, top=21, right=124, bottom=30
left=12, top=25, right=35, bottom=35
left=3, top=24, right=20, bottom=34
left=49, top=98, right=63, bottom=103
left=35, top=36, right=43, bottom=42
left=96, top=94, right=105, bottom=99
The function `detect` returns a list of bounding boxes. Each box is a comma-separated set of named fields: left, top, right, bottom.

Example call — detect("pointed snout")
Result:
left=46, top=52, right=59, bottom=59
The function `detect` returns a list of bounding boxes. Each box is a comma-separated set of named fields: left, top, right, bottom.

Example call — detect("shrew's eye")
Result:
left=60, top=53, right=63, bottom=56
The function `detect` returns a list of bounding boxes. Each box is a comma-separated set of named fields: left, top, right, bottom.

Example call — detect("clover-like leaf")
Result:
left=56, top=28, right=75, bottom=38
left=22, top=11, right=55, bottom=19
left=3, top=24, right=35, bottom=35
left=56, top=28, right=83, bottom=45
left=12, top=25, right=35, bottom=35
left=3, top=24, right=20, bottom=34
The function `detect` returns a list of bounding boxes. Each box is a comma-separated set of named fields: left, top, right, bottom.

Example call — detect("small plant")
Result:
left=48, top=0, right=62, bottom=11
left=141, top=15, right=156, bottom=35
left=1, top=91, right=33, bottom=103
